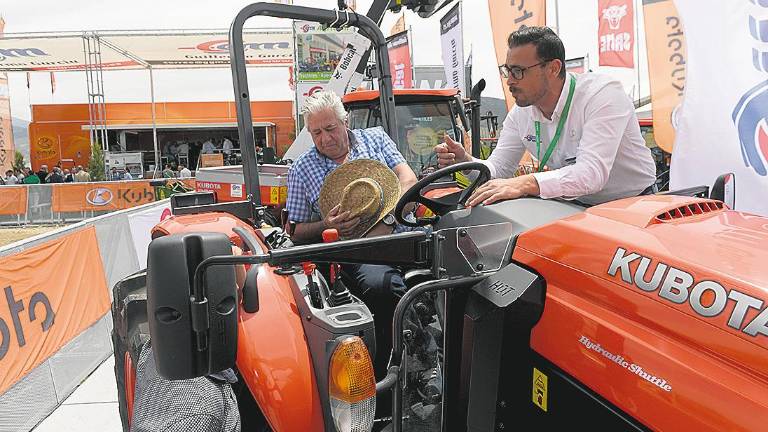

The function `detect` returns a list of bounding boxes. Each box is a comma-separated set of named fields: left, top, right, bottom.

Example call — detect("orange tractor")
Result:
left=111, top=2, right=768, bottom=431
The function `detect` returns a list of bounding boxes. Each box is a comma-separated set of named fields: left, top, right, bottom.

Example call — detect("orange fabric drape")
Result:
left=0, top=227, right=110, bottom=394
left=0, top=186, right=27, bottom=215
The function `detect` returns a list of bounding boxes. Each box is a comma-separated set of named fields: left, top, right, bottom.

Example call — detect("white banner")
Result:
left=439, top=2, right=465, bottom=95
left=127, top=202, right=171, bottom=269
left=105, top=33, right=293, bottom=67
left=672, top=0, right=768, bottom=215
left=0, top=31, right=293, bottom=71
left=284, top=31, right=370, bottom=161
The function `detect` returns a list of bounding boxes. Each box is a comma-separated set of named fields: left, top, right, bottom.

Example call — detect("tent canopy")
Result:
left=0, top=29, right=294, bottom=72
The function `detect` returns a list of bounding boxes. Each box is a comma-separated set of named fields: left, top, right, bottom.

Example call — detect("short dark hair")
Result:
left=507, top=26, right=566, bottom=79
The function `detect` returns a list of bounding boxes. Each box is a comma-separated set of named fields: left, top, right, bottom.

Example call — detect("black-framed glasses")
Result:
left=498, top=60, right=551, bottom=80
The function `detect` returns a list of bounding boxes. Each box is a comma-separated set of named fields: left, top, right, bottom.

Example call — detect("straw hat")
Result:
left=319, top=159, right=401, bottom=239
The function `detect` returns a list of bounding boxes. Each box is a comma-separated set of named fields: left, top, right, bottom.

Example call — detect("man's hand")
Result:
left=466, top=174, right=540, bottom=207
left=434, top=133, right=470, bottom=168
left=323, top=204, right=360, bottom=238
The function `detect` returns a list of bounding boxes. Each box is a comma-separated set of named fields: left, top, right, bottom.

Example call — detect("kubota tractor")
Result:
left=111, top=2, right=768, bottom=432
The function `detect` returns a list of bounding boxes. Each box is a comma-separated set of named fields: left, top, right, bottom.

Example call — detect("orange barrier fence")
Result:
left=0, top=186, right=27, bottom=216
left=0, top=179, right=196, bottom=224
left=0, top=226, right=110, bottom=394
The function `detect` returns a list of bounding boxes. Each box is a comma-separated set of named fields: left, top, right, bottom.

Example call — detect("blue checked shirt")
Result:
left=287, top=126, right=407, bottom=230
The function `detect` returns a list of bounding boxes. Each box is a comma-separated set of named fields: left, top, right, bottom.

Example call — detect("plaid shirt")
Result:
left=287, top=126, right=406, bottom=224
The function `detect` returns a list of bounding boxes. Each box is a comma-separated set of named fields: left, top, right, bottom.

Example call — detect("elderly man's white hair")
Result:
left=301, top=90, right=348, bottom=125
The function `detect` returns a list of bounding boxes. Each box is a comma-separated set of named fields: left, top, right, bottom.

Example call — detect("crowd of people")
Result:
left=159, top=163, right=193, bottom=179
left=0, top=164, right=92, bottom=186
left=161, top=136, right=240, bottom=170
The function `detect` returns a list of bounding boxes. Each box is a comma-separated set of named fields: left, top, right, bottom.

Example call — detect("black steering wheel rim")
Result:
left=395, top=161, right=491, bottom=227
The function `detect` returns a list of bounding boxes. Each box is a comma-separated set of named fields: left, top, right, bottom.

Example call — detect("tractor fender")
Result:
left=151, top=212, right=254, bottom=249
left=236, top=266, right=324, bottom=431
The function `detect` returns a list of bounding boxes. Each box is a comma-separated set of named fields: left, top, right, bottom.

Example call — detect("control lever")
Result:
left=302, top=262, right=324, bottom=309
left=321, top=229, right=353, bottom=306
left=281, top=208, right=289, bottom=231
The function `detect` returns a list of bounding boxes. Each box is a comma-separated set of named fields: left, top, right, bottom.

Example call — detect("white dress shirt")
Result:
left=482, top=73, right=656, bottom=205
left=201, top=140, right=215, bottom=154
left=222, top=138, right=233, bottom=155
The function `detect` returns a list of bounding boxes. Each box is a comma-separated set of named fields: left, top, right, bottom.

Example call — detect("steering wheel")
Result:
left=395, top=161, right=491, bottom=227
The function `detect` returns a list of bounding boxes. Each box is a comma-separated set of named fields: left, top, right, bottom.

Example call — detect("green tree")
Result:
left=13, top=150, right=25, bottom=173
left=88, top=141, right=106, bottom=181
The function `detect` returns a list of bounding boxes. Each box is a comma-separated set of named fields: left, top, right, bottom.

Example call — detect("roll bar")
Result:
left=228, top=3, right=397, bottom=213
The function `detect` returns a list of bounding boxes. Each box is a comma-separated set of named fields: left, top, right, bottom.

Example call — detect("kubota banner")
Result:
left=643, top=0, right=686, bottom=153
left=387, top=31, right=413, bottom=89
left=0, top=187, right=27, bottom=215
left=671, top=0, right=768, bottom=216
left=598, top=0, right=635, bottom=68
left=0, top=227, right=110, bottom=394
left=51, top=181, right=159, bottom=212
left=487, top=0, right=546, bottom=110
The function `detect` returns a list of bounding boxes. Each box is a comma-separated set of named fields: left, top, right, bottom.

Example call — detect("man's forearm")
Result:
left=292, top=220, right=327, bottom=244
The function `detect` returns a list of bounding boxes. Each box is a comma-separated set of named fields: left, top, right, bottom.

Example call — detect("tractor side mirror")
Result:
left=146, top=232, right=238, bottom=380
left=710, top=173, right=736, bottom=209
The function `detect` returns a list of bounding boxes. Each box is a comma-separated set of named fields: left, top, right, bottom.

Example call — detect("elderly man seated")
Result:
left=286, top=90, right=417, bottom=378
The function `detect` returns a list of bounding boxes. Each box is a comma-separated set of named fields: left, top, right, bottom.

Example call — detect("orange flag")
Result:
left=487, top=0, right=547, bottom=110
left=390, top=14, right=406, bottom=37
left=642, top=0, right=685, bottom=153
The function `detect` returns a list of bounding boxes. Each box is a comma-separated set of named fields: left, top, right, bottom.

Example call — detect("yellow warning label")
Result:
left=532, top=367, right=548, bottom=412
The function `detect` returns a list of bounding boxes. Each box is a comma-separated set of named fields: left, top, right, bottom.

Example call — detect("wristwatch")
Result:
left=381, top=213, right=396, bottom=227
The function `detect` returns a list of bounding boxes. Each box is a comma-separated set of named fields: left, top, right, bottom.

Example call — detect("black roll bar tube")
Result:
left=229, top=3, right=397, bottom=215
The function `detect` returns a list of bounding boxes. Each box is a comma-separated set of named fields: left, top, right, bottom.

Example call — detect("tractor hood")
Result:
left=515, top=195, right=768, bottom=383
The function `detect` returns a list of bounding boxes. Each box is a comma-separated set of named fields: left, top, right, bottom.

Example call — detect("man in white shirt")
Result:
left=435, top=26, right=656, bottom=206
left=3, top=170, right=19, bottom=185
left=178, top=164, right=192, bottom=179
left=177, top=141, right=191, bottom=157
left=222, top=137, right=234, bottom=155
left=201, top=139, right=216, bottom=154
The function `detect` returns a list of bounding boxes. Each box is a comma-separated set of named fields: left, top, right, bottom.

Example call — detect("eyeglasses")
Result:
left=498, top=60, right=551, bottom=80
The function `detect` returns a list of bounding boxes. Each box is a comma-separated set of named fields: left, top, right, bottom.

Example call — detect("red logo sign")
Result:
left=598, top=0, right=635, bottom=68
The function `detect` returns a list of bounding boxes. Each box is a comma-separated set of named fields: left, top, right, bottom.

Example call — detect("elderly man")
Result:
left=286, top=90, right=417, bottom=379
left=287, top=91, right=417, bottom=242
left=435, top=26, right=656, bottom=206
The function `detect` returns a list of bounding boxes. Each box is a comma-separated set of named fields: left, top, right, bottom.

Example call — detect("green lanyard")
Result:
left=535, top=74, right=576, bottom=172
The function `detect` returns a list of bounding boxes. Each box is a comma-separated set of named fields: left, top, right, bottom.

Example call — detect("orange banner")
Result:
left=52, top=180, right=159, bottom=212
left=643, top=0, right=686, bottom=153
left=488, top=0, right=546, bottom=110
left=598, top=0, right=635, bottom=68
left=0, top=186, right=27, bottom=215
left=0, top=227, right=110, bottom=394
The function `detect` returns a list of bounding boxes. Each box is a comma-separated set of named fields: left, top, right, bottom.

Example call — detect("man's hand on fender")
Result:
left=466, top=174, right=541, bottom=207
left=434, top=133, right=470, bottom=168
left=324, top=204, right=360, bottom=238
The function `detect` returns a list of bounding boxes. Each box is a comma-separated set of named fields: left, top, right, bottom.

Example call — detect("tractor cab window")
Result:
left=348, top=101, right=460, bottom=175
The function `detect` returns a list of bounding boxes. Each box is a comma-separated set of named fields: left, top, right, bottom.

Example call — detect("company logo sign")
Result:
left=0, top=286, right=54, bottom=361
left=601, top=5, right=627, bottom=30
left=180, top=40, right=290, bottom=54
left=85, top=188, right=114, bottom=206
left=303, top=85, right=324, bottom=97
left=0, top=48, right=49, bottom=62
left=608, top=248, right=768, bottom=340
left=731, top=8, right=768, bottom=177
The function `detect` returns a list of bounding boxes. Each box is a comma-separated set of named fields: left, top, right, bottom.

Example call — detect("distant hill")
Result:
left=11, top=117, right=29, bottom=163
